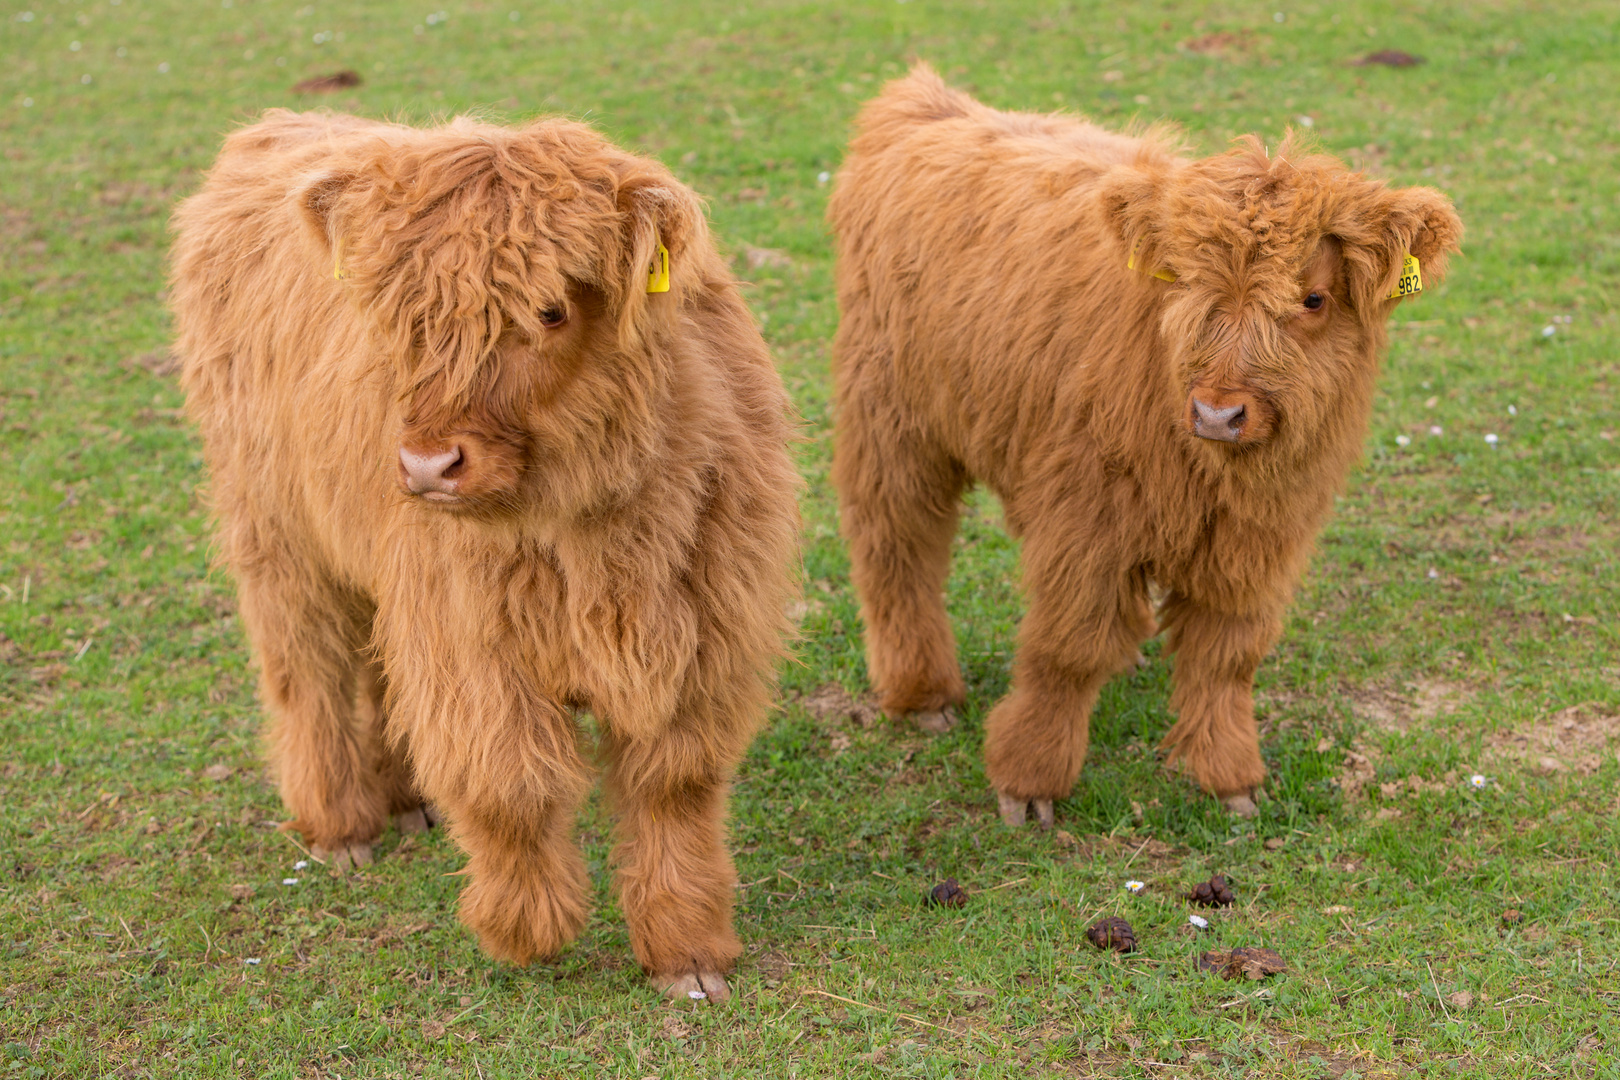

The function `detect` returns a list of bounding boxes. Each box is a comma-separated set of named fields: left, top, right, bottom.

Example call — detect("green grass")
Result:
left=3, top=1, right=1619, bottom=1076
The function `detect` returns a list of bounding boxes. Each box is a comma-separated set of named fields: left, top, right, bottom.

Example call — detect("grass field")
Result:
left=3, top=1, right=1619, bottom=1076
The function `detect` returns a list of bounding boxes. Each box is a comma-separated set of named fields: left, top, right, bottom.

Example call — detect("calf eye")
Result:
left=1303, top=292, right=1326, bottom=311
left=540, top=305, right=567, bottom=328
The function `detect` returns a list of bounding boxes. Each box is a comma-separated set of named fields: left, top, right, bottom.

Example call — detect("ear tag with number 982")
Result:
left=1388, top=253, right=1421, bottom=299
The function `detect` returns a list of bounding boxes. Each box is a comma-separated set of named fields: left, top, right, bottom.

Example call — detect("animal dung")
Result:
left=1188, top=874, right=1235, bottom=907
left=1197, top=947, right=1287, bottom=981
left=1086, top=916, right=1137, bottom=953
left=1352, top=50, right=1424, bottom=67
left=927, top=878, right=967, bottom=908
left=292, top=70, right=362, bottom=93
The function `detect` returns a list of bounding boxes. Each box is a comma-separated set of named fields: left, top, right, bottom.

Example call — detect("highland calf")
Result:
left=829, top=67, right=1462, bottom=826
left=171, top=111, right=800, bottom=1000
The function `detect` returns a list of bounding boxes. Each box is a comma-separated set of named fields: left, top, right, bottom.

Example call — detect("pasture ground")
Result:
left=2, top=1, right=1617, bottom=1076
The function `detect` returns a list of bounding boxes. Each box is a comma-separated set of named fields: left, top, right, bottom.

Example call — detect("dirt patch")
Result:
left=126, top=350, right=180, bottom=377
left=1485, top=702, right=1620, bottom=776
left=738, top=244, right=794, bottom=272
left=1346, top=677, right=1478, bottom=734
left=793, top=683, right=881, bottom=729
left=1182, top=31, right=1254, bottom=58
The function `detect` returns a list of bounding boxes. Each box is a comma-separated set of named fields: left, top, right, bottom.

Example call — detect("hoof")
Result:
left=997, top=793, right=1055, bottom=830
left=1133, top=651, right=1150, bottom=670
left=312, top=842, right=374, bottom=872
left=657, top=971, right=732, bottom=1006
left=911, top=708, right=956, bottom=735
left=422, top=802, right=444, bottom=827
left=394, top=807, right=431, bottom=835
left=1222, top=793, right=1259, bottom=818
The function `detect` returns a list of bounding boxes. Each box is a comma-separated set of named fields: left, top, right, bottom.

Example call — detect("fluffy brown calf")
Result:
left=829, top=66, right=1461, bottom=826
left=170, top=110, right=799, bottom=1000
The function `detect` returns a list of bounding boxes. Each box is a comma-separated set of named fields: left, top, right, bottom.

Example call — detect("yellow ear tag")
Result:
left=333, top=238, right=345, bottom=281
left=1388, top=253, right=1422, bottom=299
left=1128, top=238, right=1177, bottom=283
left=646, top=241, right=670, bottom=294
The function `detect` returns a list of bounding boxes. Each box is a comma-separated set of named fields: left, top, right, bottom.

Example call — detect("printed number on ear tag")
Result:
left=1388, top=253, right=1422, bottom=299
left=647, top=241, right=670, bottom=294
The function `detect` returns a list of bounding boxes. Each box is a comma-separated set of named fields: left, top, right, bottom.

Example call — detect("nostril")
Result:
left=439, top=446, right=465, bottom=480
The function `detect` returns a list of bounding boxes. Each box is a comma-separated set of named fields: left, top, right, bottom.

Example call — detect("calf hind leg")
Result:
left=237, top=571, right=399, bottom=866
left=356, top=658, right=436, bottom=839
left=833, top=393, right=968, bottom=732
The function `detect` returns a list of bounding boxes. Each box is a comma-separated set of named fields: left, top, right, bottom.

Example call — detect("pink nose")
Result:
left=1191, top=399, right=1246, bottom=442
left=399, top=445, right=463, bottom=496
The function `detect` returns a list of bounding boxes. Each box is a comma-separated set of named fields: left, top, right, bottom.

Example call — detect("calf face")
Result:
left=1109, top=137, right=1462, bottom=461
left=297, top=120, right=702, bottom=516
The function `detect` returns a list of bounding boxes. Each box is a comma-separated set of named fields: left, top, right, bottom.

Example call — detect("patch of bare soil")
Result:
left=1345, top=677, right=1478, bottom=734
left=793, top=683, right=881, bottom=729
left=1182, top=31, right=1254, bottom=58
left=1485, top=702, right=1620, bottom=776
left=125, top=349, right=179, bottom=377
left=738, top=244, right=794, bottom=272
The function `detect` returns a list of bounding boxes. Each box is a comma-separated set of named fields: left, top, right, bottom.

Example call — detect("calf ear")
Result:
left=1097, top=160, right=1174, bottom=280
left=614, top=171, right=706, bottom=302
left=1345, top=185, right=1464, bottom=310
left=294, top=169, right=365, bottom=272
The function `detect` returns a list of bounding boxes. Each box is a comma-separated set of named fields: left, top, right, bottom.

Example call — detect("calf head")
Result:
left=297, top=118, right=705, bottom=516
left=1105, top=136, right=1463, bottom=464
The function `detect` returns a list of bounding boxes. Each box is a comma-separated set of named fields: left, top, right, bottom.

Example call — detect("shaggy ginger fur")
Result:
left=170, top=110, right=800, bottom=1001
left=829, top=66, right=1462, bottom=825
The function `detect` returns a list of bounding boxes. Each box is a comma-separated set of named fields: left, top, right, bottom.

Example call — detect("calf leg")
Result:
left=601, top=723, right=746, bottom=1004
left=412, top=701, right=592, bottom=965
left=1157, top=594, right=1277, bottom=814
left=235, top=570, right=395, bottom=866
left=355, top=658, right=435, bottom=837
left=983, top=545, right=1153, bottom=827
left=833, top=390, right=968, bottom=730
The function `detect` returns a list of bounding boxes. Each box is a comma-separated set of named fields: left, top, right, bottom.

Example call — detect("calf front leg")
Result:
left=983, top=554, right=1154, bottom=827
left=601, top=720, right=751, bottom=1005
left=409, top=699, right=593, bottom=965
left=1157, top=594, right=1279, bottom=815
